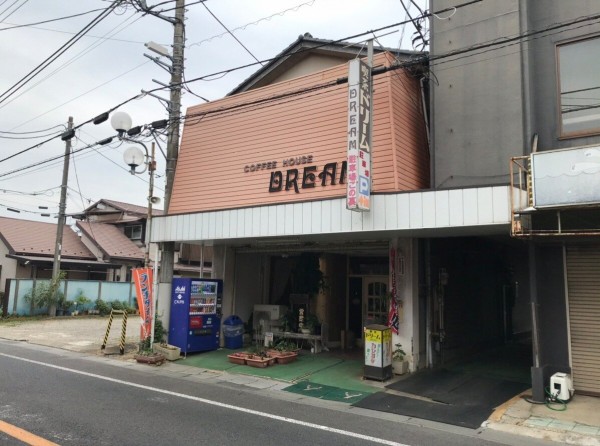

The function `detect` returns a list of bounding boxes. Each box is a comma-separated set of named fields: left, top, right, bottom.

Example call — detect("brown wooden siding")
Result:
left=169, top=52, right=429, bottom=214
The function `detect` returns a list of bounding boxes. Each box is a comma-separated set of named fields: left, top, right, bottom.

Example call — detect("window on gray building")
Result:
left=124, top=224, right=142, bottom=240
left=558, top=36, right=600, bottom=137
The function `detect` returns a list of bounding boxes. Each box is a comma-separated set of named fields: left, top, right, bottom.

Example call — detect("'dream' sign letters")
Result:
left=347, top=59, right=372, bottom=212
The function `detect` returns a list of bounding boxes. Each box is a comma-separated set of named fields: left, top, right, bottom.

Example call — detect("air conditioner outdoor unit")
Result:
left=252, top=305, right=288, bottom=334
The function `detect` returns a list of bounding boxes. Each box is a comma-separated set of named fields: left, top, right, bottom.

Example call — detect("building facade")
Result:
left=430, top=0, right=600, bottom=396
left=150, top=33, right=521, bottom=377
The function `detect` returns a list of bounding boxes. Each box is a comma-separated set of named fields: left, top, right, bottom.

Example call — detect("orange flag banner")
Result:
left=133, top=268, right=153, bottom=340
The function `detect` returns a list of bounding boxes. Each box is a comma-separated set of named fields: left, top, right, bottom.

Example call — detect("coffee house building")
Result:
left=150, top=34, right=518, bottom=372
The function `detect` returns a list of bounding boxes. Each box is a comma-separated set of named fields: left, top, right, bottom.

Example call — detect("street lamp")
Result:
left=109, top=111, right=158, bottom=268
left=110, top=111, right=160, bottom=349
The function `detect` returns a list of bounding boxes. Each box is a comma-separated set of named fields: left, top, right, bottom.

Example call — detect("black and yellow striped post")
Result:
left=119, top=310, right=127, bottom=355
left=101, top=309, right=128, bottom=355
left=100, top=309, right=115, bottom=351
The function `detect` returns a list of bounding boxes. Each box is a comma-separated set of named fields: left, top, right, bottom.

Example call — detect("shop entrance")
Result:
left=427, top=236, right=531, bottom=372
left=348, top=275, right=388, bottom=345
left=363, top=276, right=388, bottom=327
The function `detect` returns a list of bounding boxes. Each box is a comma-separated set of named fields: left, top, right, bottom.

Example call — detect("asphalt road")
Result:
left=0, top=340, right=550, bottom=446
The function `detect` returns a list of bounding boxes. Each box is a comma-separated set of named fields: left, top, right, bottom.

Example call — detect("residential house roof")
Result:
left=228, top=32, right=422, bottom=95
left=0, top=216, right=95, bottom=259
left=70, top=198, right=163, bottom=221
left=76, top=221, right=144, bottom=261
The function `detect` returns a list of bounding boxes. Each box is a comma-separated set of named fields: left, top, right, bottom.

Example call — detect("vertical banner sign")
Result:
left=347, top=59, right=372, bottom=211
left=133, top=267, right=153, bottom=340
left=388, top=247, right=400, bottom=334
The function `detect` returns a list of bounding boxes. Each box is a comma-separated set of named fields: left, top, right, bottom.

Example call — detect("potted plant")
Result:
left=135, top=336, right=166, bottom=365
left=271, top=339, right=299, bottom=364
left=304, top=314, right=320, bottom=335
left=23, top=271, right=66, bottom=315
left=392, top=343, right=408, bottom=375
left=74, top=290, right=91, bottom=315
left=62, top=300, right=75, bottom=316
left=153, top=342, right=181, bottom=361
left=243, top=343, right=274, bottom=367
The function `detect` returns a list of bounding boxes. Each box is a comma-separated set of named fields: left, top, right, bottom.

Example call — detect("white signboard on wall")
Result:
left=347, top=59, right=372, bottom=211
left=531, top=145, right=600, bottom=208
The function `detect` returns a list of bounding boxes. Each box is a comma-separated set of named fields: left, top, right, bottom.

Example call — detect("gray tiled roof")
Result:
left=0, top=216, right=95, bottom=258
left=76, top=221, right=144, bottom=261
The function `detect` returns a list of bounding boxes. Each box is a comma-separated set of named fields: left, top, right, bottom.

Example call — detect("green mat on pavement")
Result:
left=233, top=355, right=344, bottom=382
left=178, top=348, right=380, bottom=395
left=283, top=381, right=373, bottom=404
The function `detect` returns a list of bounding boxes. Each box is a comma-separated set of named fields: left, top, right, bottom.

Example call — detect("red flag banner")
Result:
left=133, top=268, right=153, bottom=340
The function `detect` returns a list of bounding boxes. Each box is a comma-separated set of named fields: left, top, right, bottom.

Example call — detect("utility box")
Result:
left=363, top=324, right=392, bottom=381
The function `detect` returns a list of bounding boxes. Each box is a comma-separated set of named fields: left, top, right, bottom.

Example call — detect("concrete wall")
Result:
left=430, top=0, right=524, bottom=188
left=430, top=0, right=600, bottom=189
left=526, top=1, right=600, bottom=151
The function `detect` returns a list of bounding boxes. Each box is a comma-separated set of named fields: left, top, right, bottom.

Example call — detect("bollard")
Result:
left=101, top=309, right=128, bottom=355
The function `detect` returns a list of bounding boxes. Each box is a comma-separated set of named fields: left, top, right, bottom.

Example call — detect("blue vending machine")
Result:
left=169, top=278, right=222, bottom=354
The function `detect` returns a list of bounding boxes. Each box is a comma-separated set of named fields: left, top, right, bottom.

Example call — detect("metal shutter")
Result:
left=566, top=245, right=600, bottom=395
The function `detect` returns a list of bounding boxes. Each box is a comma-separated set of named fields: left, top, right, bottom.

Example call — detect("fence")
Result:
left=3, top=278, right=135, bottom=316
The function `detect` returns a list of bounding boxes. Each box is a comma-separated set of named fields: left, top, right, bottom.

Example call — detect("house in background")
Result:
left=71, top=199, right=212, bottom=280
left=0, top=216, right=118, bottom=293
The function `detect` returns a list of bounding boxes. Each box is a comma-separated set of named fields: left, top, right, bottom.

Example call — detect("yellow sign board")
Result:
left=364, top=329, right=382, bottom=343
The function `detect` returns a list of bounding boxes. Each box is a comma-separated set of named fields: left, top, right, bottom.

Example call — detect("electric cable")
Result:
left=0, top=0, right=123, bottom=105
left=0, top=0, right=22, bottom=21
left=0, top=0, right=28, bottom=22
left=201, top=2, right=264, bottom=66
left=188, top=0, right=315, bottom=49
left=0, top=11, right=143, bottom=111
left=2, top=0, right=593, bottom=171
left=0, top=124, right=65, bottom=134
left=0, top=7, right=107, bottom=30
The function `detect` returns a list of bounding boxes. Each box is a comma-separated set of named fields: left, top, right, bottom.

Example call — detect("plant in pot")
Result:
left=272, top=339, right=299, bottom=364
left=73, top=290, right=91, bottom=315
left=135, top=335, right=166, bottom=365
left=152, top=318, right=181, bottom=361
left=23, top=271, right=66, bottom=315
left=304, top=314, right=320, bottom=335
left=392, top=343, right=408, bottom=375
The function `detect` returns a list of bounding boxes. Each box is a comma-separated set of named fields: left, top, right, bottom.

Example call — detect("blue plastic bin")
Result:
left=222, top=315, right=244, bottom=349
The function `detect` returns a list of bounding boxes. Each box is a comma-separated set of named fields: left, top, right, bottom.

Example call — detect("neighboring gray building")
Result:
left=430, top=0, right=600, bottom=396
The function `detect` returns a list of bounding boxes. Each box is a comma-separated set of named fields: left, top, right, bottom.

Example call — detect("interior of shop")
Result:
left=425, top=236, right=533, bottom=381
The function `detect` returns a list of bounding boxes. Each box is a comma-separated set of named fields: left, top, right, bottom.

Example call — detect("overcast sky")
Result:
left=0, top=0, right=428, bottom=224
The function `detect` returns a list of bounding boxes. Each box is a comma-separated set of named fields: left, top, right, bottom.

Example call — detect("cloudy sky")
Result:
left=0, top=0, right=428, bottom=223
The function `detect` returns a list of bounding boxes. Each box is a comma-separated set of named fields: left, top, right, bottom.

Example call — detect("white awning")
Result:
left=150, top=186, right=516, bottom=245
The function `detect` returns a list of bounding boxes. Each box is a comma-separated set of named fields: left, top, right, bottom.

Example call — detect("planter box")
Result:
left=227, top=353, right=249, bottom=365
left=392, top=360, right=409, bottom=375
left=135, top=353, right=166, bottom=366
left=245, top=356, right=271, bottom=368
left=274, top=352, right=298, bottom=364
left=153, top=344, right=181, bottom=361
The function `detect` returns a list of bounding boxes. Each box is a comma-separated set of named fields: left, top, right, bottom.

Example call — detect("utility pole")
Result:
left=160, top=0, right=185, bottom=284
left=50, top=116, right=73, bottom=316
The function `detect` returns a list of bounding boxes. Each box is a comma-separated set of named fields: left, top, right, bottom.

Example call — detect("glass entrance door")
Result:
left=363, top=276, right=388, bottom=328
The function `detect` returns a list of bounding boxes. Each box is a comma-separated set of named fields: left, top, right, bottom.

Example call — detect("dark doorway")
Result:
left=348, top=277, right=362, bottom=340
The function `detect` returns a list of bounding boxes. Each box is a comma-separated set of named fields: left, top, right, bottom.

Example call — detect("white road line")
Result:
left=0, top=352, right=410, bottom=446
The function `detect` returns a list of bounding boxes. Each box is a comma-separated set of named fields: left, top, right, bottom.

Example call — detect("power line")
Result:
left=0, top=124, right=65, bottom=134
left=4, top=0, right=594, bottom=172
left=201, top=2, right=263, bottom=66
left=0, top=7, right=107, bottom=31
left=0, top=0, right=124, bottom=105
left=188, top=0, right=316, bottom=49
left=0, top=12, right=144, bottom=113
left=0, top=0, right=28, bottom=22
left=0, top=0, right=22, bottom=21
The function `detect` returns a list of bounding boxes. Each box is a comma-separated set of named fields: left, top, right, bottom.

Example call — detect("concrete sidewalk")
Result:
left=0, top=316, right=598, bottom=445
